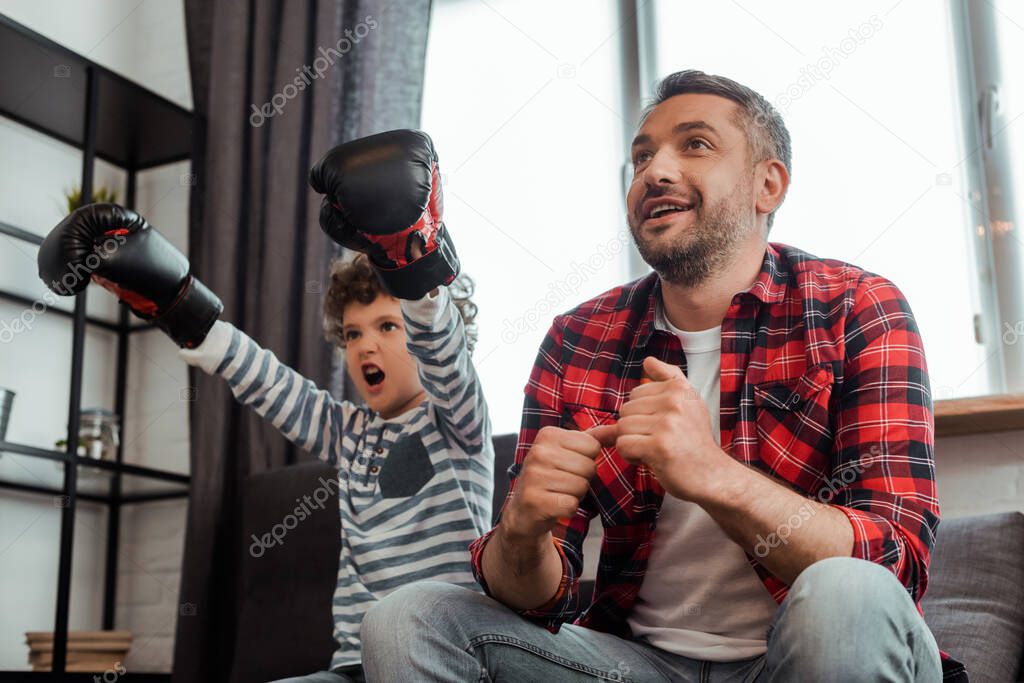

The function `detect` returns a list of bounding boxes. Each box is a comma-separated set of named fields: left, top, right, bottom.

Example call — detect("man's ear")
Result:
left=754, top=159, right=789, bottom=221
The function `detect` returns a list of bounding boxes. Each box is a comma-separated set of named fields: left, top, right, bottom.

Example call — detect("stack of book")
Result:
left=25, top=630, right=132, bottom=672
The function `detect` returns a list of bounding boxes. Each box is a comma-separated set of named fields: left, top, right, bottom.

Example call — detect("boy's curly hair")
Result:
left=323, top=253, right=479, bottom=354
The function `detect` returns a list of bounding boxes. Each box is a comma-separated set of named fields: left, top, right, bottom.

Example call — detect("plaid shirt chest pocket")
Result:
left=752, top=363, right=835, bottom=493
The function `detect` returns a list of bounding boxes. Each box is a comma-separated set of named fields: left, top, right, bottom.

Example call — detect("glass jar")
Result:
left=79, top=409, right=120, bottom=461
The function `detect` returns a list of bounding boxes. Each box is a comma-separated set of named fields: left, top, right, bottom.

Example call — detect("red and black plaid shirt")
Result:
left=471, top=242, right=966, bottom=681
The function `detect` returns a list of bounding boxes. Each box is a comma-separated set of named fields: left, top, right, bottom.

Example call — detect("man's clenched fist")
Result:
left=615, top=356, right=726, bottom=501
left=500, top=424, right=615, bottom=541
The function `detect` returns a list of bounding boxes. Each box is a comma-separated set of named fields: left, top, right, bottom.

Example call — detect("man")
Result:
left=360, top=70, right=965, bottom=681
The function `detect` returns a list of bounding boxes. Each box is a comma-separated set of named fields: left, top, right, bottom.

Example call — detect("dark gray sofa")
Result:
left=228, top=435, right=1024, bottom=682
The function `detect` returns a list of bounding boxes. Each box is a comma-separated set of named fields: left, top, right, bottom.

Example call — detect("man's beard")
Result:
left=630, top=180, right=752, bottom=288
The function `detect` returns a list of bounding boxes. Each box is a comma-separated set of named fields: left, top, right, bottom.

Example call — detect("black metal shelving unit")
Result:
left=0, top=14, right=195, bottom=681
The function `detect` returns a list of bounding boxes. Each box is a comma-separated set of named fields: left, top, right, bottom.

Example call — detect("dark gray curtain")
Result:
left=175, top=1, right=432, bottom=680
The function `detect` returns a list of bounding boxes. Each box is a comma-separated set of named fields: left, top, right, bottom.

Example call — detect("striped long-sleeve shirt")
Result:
left=180, top=287, right=493, bottom=668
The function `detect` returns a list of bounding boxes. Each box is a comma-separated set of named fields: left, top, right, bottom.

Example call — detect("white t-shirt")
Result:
left=625, top=307, right=778, bottom=661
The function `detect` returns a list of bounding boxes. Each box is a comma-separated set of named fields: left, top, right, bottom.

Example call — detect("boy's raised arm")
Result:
left=401, top=288, right=489, bottom=452
left=309, top=128, right=488, bottom=452
left=180, top=319, right=358, bottom=465
left=35, top=202, right=357, bottom=466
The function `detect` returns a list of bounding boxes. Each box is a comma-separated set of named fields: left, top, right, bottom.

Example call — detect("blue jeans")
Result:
left=360, top=557, right=942, bottom=682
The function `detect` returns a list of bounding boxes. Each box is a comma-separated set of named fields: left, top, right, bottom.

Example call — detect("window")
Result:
left=650, top=0, right=991, bottom=400
left=974, top=0, right=1024, bottom=391
left=422, top=0, right=1024, bottom=433
left=422, top=0, right=632, bottom=434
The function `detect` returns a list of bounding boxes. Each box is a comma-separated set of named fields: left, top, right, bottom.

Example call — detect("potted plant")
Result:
left=63, top=184, right=119, bottom=214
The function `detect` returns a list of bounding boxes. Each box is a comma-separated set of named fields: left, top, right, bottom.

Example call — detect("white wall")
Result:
left=935, top=430, right=1024, bottom=519
left=0, top=0, right=191, bottom=672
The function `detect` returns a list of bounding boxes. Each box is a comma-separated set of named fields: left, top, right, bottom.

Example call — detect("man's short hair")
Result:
left=644, top=70, right=792, bottom=229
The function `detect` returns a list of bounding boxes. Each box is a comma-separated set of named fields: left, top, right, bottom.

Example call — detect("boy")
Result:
left=37, top=130, right=494, bottom=682
left=181, top=253, right=491, bottom=681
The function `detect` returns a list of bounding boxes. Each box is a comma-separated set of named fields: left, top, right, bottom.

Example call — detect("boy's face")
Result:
left=341, top=295, right=426, bottom=418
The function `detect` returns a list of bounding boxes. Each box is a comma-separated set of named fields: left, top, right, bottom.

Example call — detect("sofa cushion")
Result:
left=229, top=446, right=1024, bottom=683
left=922, top=511, right=1024, bottom=682
left=491, top=433, right=517, bottom=524
left=230, top=435, right=518, bottom=680
left=231, top=461, right=340, bottom=682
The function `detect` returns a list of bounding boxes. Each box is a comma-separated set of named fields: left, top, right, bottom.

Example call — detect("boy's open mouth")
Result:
left=362, top=362, right=386, bottom=386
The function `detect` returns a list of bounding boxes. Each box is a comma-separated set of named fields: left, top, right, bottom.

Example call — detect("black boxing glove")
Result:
left=37, top=203, right=222, bottom=348
left=309, top=129, right=460, bottom=300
